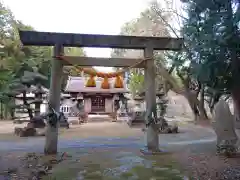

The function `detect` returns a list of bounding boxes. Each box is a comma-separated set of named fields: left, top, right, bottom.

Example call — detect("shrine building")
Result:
left=60, top=76, right=129, bottom=116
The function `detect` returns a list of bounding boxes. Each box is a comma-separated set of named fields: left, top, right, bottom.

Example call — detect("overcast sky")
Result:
left=3, top=0, right=154, bottom=71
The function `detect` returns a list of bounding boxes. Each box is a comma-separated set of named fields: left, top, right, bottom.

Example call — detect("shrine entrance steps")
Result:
left=86, top=114, right=114, bottom=122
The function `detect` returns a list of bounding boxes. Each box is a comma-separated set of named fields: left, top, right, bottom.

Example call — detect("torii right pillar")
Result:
left=144, top=46, right=159, bottom=152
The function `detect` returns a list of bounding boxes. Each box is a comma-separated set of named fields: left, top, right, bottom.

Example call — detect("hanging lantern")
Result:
left=86, top=74, right=96, bottom=87
left=114, top=75, right=124, bottom=88
left=101, top=76, right=110, bottom=89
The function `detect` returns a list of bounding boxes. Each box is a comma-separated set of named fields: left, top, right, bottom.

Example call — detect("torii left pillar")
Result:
left=44, top=44, right=63, bottom=155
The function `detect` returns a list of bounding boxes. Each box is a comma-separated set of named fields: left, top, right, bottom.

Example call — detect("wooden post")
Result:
left=44, top=44, right=63, bottom=155
left=144, top=46, right=159, bottom=152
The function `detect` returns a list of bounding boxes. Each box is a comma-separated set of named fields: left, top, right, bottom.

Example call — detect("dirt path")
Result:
left=0, top=122, right=217, bottom=151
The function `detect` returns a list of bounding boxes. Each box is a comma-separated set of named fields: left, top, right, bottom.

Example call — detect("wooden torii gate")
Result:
left=19, top=30, right=183, bottom=154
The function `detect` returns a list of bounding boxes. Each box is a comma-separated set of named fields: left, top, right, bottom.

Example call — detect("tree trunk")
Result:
left=185, top=93, right=200, bottom=121
left=232, top=90, right=240, bottom=122
left=34, top=93, right=42, bottom=117
left=155, top=61, right=210, bottom=121
left=199, top=88, right=208, bottom=120
left=35, top=102, right=41, bottom=116
left=3, top=104, right=8, bottom=120
left=0, top=102, right=3, bottom=120
left=10, top=109, right=15, bottom=120
left=232, top=90, right=240, bottom=142
left=184, top=89, right=208, bottom=121
left=9, top=98, right=15, bottom=120
left=198, top=104, right=208, bottom=120
left=22, top=91, right=33, bottom=119
left=192, top=104, right=200, bottom=121
left=209, top=93, right=221, bottom=113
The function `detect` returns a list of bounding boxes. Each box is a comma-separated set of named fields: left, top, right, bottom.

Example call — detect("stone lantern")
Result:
left=156, top=91, right=168, bottom=118
left=127, top=94, right=145, bottom=126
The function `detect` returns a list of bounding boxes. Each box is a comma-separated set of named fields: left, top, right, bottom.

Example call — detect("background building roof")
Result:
left=65, top=76, right=129, bottom=93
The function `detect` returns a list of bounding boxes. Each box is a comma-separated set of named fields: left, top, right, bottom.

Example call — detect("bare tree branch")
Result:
left=168, top=64, right=175, bottom=73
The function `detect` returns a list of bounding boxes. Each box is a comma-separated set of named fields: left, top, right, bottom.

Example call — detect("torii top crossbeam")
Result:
left=19, top=30, right=183, bottom=51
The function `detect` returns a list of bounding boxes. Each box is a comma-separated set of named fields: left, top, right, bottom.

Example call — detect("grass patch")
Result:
left=44, top=149, right=187, bottom=180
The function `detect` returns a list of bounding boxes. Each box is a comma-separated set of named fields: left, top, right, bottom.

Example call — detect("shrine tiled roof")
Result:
left=65, top=76, right=129, bottom=93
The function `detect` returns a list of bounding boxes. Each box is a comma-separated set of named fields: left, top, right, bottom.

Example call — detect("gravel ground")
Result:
left=175, top=151, right=240, bottom=180
left=0, top=120, right=239, bottom=179
left=2, top=145, right=240, bottom=180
